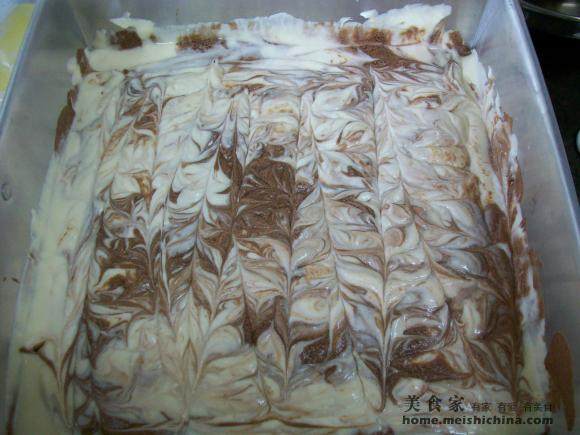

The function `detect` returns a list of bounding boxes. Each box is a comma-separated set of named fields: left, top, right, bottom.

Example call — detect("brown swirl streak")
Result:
left=65, top=82, right=148, bottom=427
left=234, top=85, right=303, bottom=402
left=375, top=67, right=518, bottom=400
left=366, top=66, right=395, bottom=407
left=294, top=88, right=348, bottom=370
left=486, top=109, right=535, bottom=403
left=22, top=75, right=154, bottom=427
left=81, top=78, right=174, bottom=428
left=297, top=86, right=375, bottom=406
left=228, top=90, right=276, bottom=414
left=185, top=91, right=255, bottom=392
left=372, top=70, right=468, bottom=396
left=446, top=65, right=521, bottom=395
left=161, top=107, right=234, bottom=416
left=309, top=76, right=387, bottom=408
left=142, top=84, right=227, bottom=425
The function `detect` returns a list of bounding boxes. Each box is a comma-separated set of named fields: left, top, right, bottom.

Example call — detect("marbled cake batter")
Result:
left=6, top=5, right=547, bottom=434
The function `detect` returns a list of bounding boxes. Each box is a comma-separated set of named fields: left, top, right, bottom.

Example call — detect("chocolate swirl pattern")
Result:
left=7, top=5, right=547, bottom=434
left=373, top=61, right=517, bottom=402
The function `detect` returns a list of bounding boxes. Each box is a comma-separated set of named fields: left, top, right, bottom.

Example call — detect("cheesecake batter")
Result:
left=6, top=5, right=547, bottom=433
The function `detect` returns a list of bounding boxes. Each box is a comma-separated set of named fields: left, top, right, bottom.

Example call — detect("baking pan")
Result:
left=0, top=0, right=578, bottom=432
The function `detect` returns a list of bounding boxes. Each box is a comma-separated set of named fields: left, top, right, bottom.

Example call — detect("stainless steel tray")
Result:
left=1, top=0, right=578, bottom=431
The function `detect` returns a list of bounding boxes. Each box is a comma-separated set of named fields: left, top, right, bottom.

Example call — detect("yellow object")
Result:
left=0, top=4, right=34, bottom=93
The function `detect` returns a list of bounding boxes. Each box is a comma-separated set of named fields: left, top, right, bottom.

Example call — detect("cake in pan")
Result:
left=7, top=4, right=548, bottom=433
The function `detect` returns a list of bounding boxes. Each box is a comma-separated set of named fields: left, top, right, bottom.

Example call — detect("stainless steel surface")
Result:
left=522, top=0, right=580, bottom=38
left=0, top=0, right=578, bottom=431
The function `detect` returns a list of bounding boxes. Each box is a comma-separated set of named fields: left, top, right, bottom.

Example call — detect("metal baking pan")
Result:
left=0, top=0, right=578, bottom=431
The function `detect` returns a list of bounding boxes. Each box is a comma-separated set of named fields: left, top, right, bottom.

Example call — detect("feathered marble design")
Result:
left=7, top=5, right=547, bottom=434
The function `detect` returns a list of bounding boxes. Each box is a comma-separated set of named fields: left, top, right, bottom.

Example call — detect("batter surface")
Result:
left=7, top=5, right=547, bottom=433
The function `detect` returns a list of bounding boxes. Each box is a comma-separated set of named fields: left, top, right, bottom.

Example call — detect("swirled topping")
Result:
left=7, top=4, right=547, bottom=434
